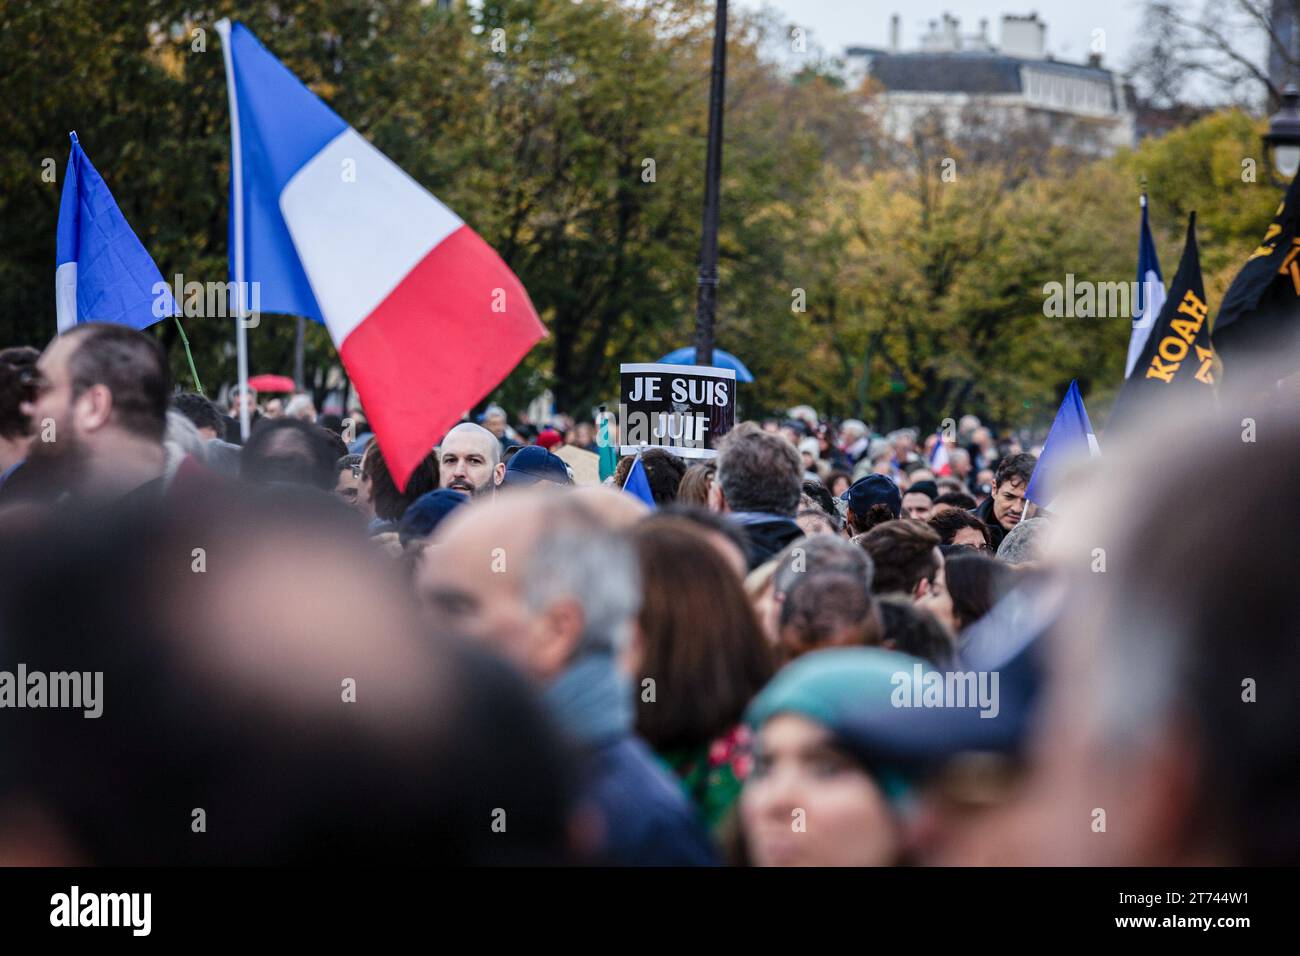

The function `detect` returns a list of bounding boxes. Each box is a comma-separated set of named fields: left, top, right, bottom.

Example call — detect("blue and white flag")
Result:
left=622, top=454, right=656, bottom=509
left=1126, top=193, right=1166, bottom=377
left=1025, top=380, right=1099, bottom=512
left=55, top=132, right=174, bottom=333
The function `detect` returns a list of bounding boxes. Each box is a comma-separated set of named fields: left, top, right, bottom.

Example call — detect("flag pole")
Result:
left=172, top=316, right=204, bottom=395
left=621, top=446, right=643, bottom=490
left=293, top=315, right=305, bottom=389
left=216, top=19, right=251, bottom=441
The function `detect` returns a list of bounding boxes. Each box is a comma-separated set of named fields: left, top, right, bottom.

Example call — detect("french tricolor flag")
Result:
left=928, top=432, right=951, bottom=476
left=217, top=20, right=544, bottom=487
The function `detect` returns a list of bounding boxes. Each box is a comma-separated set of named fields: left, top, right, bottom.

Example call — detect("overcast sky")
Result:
left=736, top=1, right=1147, bottom=73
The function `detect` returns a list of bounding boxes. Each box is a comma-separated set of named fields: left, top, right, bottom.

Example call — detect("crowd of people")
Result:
left=0, top=322, right=1293, bottom=866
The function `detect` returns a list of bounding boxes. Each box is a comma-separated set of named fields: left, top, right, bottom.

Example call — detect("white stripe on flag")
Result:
left=279, top=128, right=464, bottom=344
left=55, top=261, right=78, bottom=333
left=1125, top=271, right=1166, bottom=377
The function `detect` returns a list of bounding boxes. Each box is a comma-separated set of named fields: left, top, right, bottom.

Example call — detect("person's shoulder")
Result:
left=591, top=736, right=717, bottom=865
left=599, top=735, right=684, bottom=798
left=742, top=513, right=803, bottom=536
left=167, top=453, right=232, bottom=499
left=203, top=438, right=243, bottom=477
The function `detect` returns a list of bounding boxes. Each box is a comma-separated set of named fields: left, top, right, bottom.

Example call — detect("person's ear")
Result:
left=913, top=578, right=931, bottom=602
left=72, top=383, right=113, bottom=433
left=493, top=461, right=506, bottom=485
left=532, top=596, right=585, bottom=678
left=708, top=481, right=726, bottom=513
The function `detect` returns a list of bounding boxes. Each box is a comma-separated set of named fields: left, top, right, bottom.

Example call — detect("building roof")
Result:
left=855, top=50, right=1118, bottom=97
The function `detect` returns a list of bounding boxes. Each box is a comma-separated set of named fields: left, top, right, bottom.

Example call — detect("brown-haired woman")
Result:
left=626, top=516, right=776, bottom=833
left=675, top=460, right=716, bottom=507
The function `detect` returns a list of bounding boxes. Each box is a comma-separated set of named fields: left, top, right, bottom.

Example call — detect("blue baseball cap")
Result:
left=841, top=473, right=902, bottom=518
left=501, top=445, right=573, bottom=487
left=398, top=489, right=469, bottom=545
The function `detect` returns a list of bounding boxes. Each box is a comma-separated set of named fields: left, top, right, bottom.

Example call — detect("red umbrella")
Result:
left=247, top=374, right=297, bottom=393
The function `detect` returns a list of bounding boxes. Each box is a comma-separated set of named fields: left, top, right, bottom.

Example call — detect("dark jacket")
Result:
left=971, top=497, right=1009, bottom=552
left=584, top=734, right=718, bottom=866
left=203, top=438, right=243, bottom=477
left=736, top=515, right=804, bottom=570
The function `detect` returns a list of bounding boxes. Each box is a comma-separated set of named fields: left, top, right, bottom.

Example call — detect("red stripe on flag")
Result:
left=339, top=225, right=545, bottom=490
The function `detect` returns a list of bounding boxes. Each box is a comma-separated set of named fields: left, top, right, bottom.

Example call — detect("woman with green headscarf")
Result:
left=738, top=646, right=925, bottom=866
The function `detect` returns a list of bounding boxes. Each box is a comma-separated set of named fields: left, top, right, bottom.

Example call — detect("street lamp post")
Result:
left=1265, top=85, right=1300, bottom=182
left=693, top=0, right=728, bottom=370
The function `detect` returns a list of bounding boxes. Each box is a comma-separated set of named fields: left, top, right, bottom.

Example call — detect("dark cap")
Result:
left=398, top=489, right=469, bottom=545
left=501, top=445, right=573, bottom=487
left=908, top=479, right=938, bottom=501
left=841, top=474, right=901, bottom=518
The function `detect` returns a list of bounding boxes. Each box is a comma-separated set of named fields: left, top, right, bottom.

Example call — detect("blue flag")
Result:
left=1126, top=193, right=1166, bottom=378
left=55, top=132, right=174, bottom=333
left=622, top=454, right=656, bottom=509
left=1025, top=380, right=1099, bottom=512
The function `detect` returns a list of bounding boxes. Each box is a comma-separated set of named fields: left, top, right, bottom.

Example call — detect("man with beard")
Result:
left=439, top=422, right=504, bottom=497
left=15, top=323, right=169, bottom=504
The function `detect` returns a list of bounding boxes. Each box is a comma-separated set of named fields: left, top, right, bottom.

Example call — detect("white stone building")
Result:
left=845, top=13, right=1137, bottom=157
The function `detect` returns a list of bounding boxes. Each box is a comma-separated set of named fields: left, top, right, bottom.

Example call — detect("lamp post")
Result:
left=693, top=0, right=727, bottom=370
left=1265, top=85, right=1300, bottom=182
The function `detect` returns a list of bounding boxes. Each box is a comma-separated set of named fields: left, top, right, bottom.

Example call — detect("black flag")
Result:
left=1108, top=213, right=1216, bottom=432
left=1213, top=171, right=1300, bottom=373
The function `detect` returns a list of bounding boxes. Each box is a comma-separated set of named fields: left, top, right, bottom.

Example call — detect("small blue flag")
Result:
left=1025, top=380, right=1099, bottom=512
left=622, top=454, right=656, bottom=509
left=55, top=132, right=175, bottom=332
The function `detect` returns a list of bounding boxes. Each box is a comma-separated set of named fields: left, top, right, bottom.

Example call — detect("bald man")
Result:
left=571, top=485, right=650, bottom=530
left=439, top=422, right=503, bottom=497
